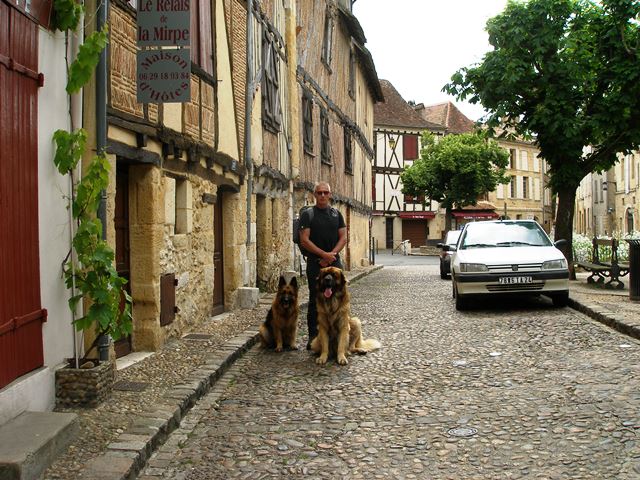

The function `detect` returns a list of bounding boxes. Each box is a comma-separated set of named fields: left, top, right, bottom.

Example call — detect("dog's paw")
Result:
left=337, top=355, right=348, bottom=365
left=275, top=346, right=283, bottom=352
left=316, top=356, right=328, bottom=365
left=287, top=344, right=299, bottom=351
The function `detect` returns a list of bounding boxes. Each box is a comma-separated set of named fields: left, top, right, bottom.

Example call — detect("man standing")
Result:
left=299, top=182, right=347, bottom=349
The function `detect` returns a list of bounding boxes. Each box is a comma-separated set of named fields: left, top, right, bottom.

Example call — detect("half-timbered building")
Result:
left=372, top=80, right=445, bottom=250
left=294, top=0, right=383, bottom=270
left=102, top=0, right=248, bottom=354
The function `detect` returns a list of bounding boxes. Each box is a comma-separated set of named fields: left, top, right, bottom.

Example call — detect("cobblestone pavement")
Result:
left=139, top=265, right=640, bottom=480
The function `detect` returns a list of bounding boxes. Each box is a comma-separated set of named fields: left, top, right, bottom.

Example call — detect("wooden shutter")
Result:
left=0, top=2, right=46, bottom=389
left=403, top=135, right=418, bottom=160
left=160, top=273, right=177, bottom=326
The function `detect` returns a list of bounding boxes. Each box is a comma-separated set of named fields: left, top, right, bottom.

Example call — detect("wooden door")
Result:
left=114, top=166, right=132, bottom=357
left=0, top=3, right=46, bottom=389
left=212, top=197, right=224, bottom=315
left=402, top=219, right=427, bottom=249
left=385, top=218, right=393, bottom=249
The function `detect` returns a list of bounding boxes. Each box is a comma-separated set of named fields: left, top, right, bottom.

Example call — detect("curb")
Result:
left=568, top=297, right=640, bottom=342
left=80, top=265, right=383, bottom=480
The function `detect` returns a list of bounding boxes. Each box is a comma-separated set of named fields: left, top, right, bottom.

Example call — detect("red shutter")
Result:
left=403, top=135, right=418, bottom=160
left=0, top=2, right=46, bottom=389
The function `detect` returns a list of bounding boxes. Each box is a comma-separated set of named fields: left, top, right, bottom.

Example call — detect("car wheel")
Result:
left=455, top=292, right=468, bottom=311
left=550, top=291, right=569, bottom=307
left=440, top=266, right=447, bottom=280
left=453, top=282, right=468, bottom=311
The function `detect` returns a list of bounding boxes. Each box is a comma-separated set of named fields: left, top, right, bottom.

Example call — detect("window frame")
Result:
left=302, top=92, right=314, bottom=154
left=262, top=30, right=282, bottom=133
left=320, top=107, right=332, bottom=165
left=344, top=126, right=353, bottom=174
left=321, top=10, right=334, bottom=69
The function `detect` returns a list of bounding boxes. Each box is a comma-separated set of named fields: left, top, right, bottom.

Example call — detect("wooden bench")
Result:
left=575, top=238, right=629, bottom=289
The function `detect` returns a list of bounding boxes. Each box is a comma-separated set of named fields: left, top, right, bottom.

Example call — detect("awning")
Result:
left=451, top=211, right=499, bottom=219
left=399, top=211, right=435, bottom=219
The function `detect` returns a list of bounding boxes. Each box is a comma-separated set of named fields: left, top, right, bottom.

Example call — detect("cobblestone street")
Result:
left=141, top=265, right=640, bottom=480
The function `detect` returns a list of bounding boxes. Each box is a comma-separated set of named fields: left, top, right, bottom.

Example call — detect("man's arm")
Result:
left=300, top=228, right=334, bottom=263
left=331, top=227, right=347, bottom=256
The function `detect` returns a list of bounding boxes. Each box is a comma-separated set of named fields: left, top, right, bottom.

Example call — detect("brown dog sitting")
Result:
left=311, top=266, right=381, bottom=365
left=259, top=275, right=299, bottom=352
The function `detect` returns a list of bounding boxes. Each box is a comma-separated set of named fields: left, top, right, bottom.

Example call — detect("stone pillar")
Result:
left=129, top=165, right=164, bottom=351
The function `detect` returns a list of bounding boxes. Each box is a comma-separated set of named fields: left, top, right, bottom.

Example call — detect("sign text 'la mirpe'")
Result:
left=137, top=49, right=190, bottom=103
left=137, top=0, right=190, bottom=47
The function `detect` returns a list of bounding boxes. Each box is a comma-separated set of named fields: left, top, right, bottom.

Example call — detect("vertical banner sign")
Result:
left=136, top=0, right=191, bottom=103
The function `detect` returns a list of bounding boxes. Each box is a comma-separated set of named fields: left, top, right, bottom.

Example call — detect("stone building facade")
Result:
left=575, top=152, right=639, bottom=237
left=97, top=0, right=249, bottom=355
left=75, top=0, right=383, bottom=360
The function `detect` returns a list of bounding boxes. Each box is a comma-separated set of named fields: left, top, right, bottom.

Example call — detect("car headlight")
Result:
left=542, top=259, right=568, bottom=270
left=460, top=263, right=488, bottom=272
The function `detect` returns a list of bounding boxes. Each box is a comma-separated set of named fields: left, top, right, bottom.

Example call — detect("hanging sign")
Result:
left=137, top=0, right=190, bottom=47
left=137, top=49, right=191, bottom=103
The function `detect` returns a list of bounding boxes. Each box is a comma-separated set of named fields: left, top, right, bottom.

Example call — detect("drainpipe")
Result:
left=245, top=0, right=254, bottom=255
left=96, top=0, right=110, bottom=361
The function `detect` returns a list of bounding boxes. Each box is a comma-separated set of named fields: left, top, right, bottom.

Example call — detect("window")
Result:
left=262, top=32, right=281, bottom=133
left=509, top=149, right=517, bottom=169
left=190, top=0, right=214, bottom=75
left=320, top=107, right=331, bottom=165
left=348, top=49, right=355, bottom=99
left=344, top=126, right=353, bottom=174
left=321, top=10, right=334, bottom=67
left=302, top=92, right=313, bottom=154
left=522, top=177, right=529, bottom=199
left=510, top=176, right=517, bottom=198
left=403, top=135, right=419, bottom=161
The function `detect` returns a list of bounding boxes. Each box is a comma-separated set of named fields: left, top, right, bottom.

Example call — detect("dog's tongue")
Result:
left=323, top=287, right=333, bottom=298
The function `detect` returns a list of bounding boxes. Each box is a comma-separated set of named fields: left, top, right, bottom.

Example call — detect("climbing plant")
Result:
left=52, top=2, right=132, bottom=360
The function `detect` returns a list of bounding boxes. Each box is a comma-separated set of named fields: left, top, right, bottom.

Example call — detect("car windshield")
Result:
left=459, top=222, right=552, bottom=249
left=445, top=230, right=461, bottom=246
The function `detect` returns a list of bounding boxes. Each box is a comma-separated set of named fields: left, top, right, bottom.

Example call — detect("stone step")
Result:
left=0, top=411, right=78, bottom=480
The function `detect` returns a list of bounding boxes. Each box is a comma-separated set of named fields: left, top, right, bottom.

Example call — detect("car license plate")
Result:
left=499, top=276, right=533, bottom=284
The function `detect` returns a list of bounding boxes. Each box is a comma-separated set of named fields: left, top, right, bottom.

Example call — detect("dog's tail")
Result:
left=350, top=316, right=381, bottom=353
left=359, top=338, right=381, bottom=352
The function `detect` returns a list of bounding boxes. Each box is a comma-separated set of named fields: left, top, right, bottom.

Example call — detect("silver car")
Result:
left=447, top=220, right=570, bottom=311
left=437, top=229, right=462, bottom=279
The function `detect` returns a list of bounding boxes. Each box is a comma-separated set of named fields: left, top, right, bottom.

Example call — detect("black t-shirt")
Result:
left=299, top=206, right=346, bottom=260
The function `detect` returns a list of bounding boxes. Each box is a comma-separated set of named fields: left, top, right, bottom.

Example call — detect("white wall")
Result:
left=0, top=27, right=78, bottom=422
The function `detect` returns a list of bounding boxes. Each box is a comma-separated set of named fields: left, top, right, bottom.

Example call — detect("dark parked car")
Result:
left=437, top=230, right=462, bottom=279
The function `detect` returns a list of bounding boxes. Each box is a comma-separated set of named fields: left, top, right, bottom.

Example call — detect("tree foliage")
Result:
left=445, top=0, right=640, bottom=260
left=401, top=132, right=510, bottom=211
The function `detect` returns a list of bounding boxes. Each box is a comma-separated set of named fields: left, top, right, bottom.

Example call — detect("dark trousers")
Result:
left=306, top=256, right=343, bottom=340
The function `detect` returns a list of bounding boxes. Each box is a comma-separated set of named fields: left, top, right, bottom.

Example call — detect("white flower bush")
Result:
left=572, top=231, right=640, bottom=262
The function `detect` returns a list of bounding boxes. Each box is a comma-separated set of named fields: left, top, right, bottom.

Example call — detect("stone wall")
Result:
left=160, top=174, right=216, bottom=336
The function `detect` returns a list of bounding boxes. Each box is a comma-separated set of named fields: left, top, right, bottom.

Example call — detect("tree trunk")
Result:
left=555, top=185, right=578, bottom=280
left=445, top=206, right=452, bottom=233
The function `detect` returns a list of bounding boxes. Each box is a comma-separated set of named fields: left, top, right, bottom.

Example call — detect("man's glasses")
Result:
left=315, top=191, right=330, bottom=196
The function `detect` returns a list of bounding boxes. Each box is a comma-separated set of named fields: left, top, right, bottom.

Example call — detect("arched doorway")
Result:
left=627, top=209, right=635, bottom=234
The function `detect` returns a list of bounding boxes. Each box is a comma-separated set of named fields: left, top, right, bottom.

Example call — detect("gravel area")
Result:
left=41, top=305, right=268, bottom=479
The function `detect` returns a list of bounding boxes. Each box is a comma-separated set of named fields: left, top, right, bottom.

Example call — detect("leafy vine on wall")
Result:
left=52, top=0, right=132, bottom=360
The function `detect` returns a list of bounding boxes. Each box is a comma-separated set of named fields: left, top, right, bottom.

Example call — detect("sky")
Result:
left=353, top=0, right=509, bottom=122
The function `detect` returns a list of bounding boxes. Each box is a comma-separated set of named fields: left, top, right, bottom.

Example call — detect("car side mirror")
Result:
left=554, top=239, right=567, bottom=248
left=436, top=243, right=444, bottom=249
left=443, top=245, right=456, bottom=252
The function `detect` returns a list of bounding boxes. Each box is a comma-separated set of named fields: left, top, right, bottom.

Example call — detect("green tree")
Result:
left=401, top=132, right=509, bottom=230
left=445, top=0, right=640, bottom=266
